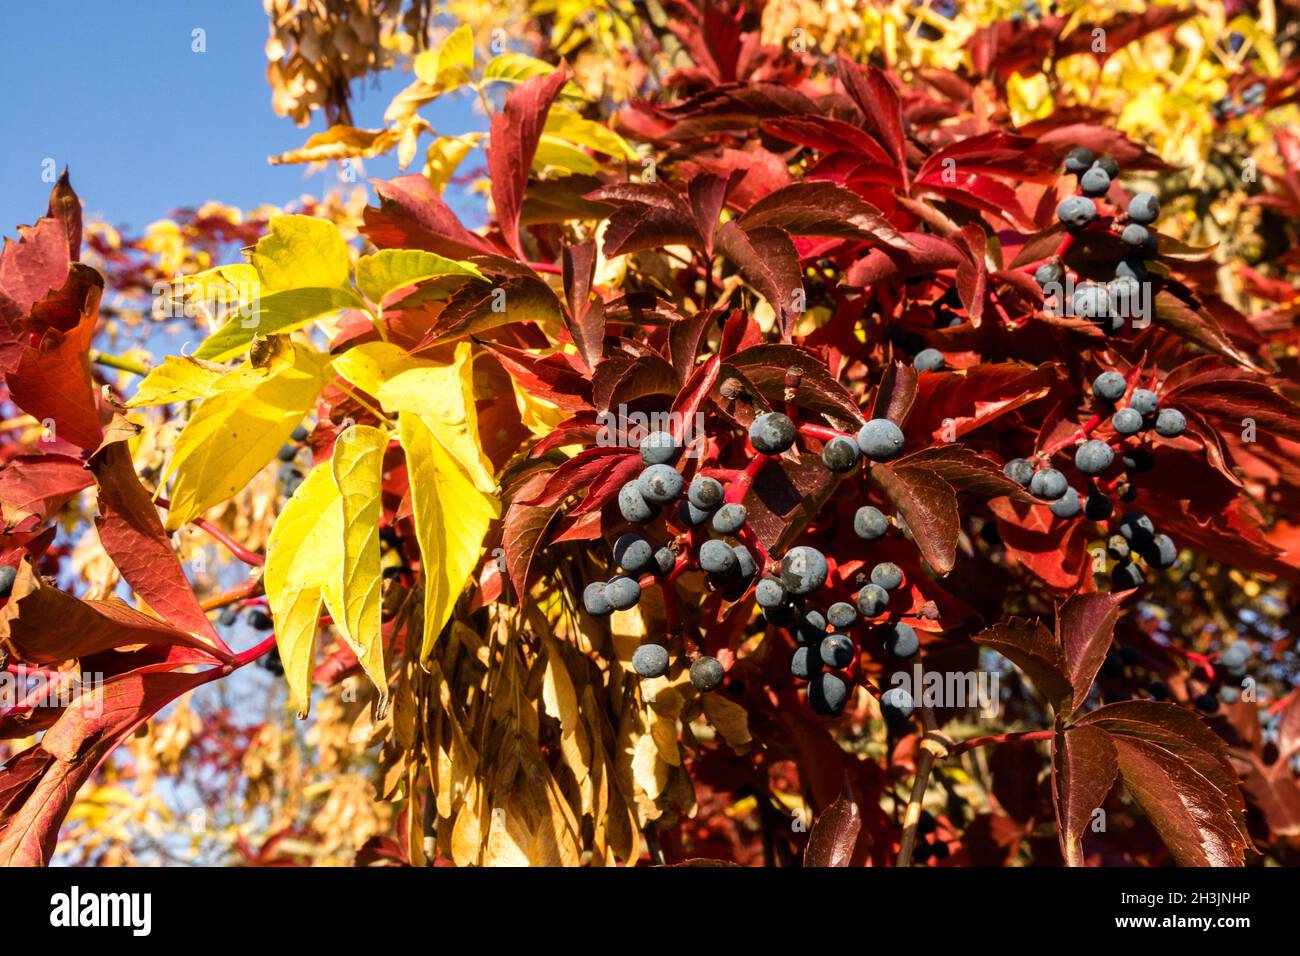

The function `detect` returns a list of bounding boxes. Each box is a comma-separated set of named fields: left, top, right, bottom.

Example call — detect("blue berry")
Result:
left=632, top=644, right=670, bottom=677
left=1119, top=512, right=1155, bottom=547
left=1064, top=147, right=1094, bottom=174
left=1154, top=408, right=1186, bottom=438
left=277, top=444, right=297, bottom=463
left=821, top=436, right=861, bottom=472
left=880, top=687, right=914, bottom=720
left=1141, top=533, right=1177, bottom=569
left=749, top=412, right=797, bottom=455
left=1221, top=642, right=1251, bottom=669
left=1129, top=389, right=1159, bottom=416
left=791, top=647, right=821, bottom=680
left=1218, top=686, right=1240, bottom=705
left=913, top=348, right=945, bottom=372
left=1029, top=468, right=1068, bottom=501
left=689, top=656, right=725, bottom=692
left=1049, top=487, right=1082, bottom=519
left=1112, top=562, right=1145, bottom=590
left=290, top=425, right=310, bottom=442
left=856, top=583, right=890, bottom=617
left=827, top=601, right=857, bottom=629
left=870, top=561, right=903, bottom=591
left=820, top=634, right=856, bottom=669
left=1071, top=282, right=1108, bottom=319
left=733, top=544, right=757, bottom=579
left=781, top=546, right=829, bottom=595
left=854, top=506, right=889, bottom=540
left=652, top=547, right=676, bottom=576
left=604, top=575, right=642, bottom=611
left=755, top=577, right=785, bottom=608
left=1034, top=261, right=1064, bottom=289
left=1121, top=223, right=1150, bottom=250
left=638, top=463, right=684, bottom=504
left=618, top=482, right=656, bottom=523
left=1111, top=407, right=1143, bottom=435
left=1084, top=492, right=1113, bottom=521
left=583, top=582, right=612, bottom=616
left=1115, top=258, right=1147, bottom=281
left=1074, top=439, right=1114, bottom=476
left=687, top=475, right=724, bottom=510
left=1107, top=535, right=1131, bottom=562
left=1056, top=195, right=1096, bottom=229
left=883, top=622, right=919, bottom=658
left=1128, top=193, right=1160, bottom=225
left=1080, top=165, right=1111, bottom=197
left=249, top=608, right=273, bottom=630
left=856, top=418, right=905, bottom=461
left=711, top=503, right=747, bottom=535
left=613, top=533, right=654, bottom=574
left=1123, top=448, right=1155, bottom=472
left=796, top=609, right=827, bottom=646
left=639, top=431, right=681, bottom=465
left=809, top=673, right=849, bottom=716
left=678, top=500, right=712, bottom=526
left=1094, top=156, right=1120, bottom=178
left=699, top=539, right=738, bottom=575
left=1003, top=458, right=1035, bottom=487
left=1093, top=371, right=1126, bottom=402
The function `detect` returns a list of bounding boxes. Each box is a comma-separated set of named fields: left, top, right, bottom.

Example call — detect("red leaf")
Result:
left=0, top=454, right=92, bottom=530
left=973, top=618, right=1073, bottom=712
left=1051, top=723, right=1118, bottom=866
left=836, top=57, right=905, bottom=168
left=736, top=181, right=910, bottom=249
left=714, top=221, right=802, bottom=340
left=362, top=175, right=496, bottom=258
left=871, top=460, right=959, bottom=575
left=803, top=790, right=861, bottom=867
left=88, top=427, right=220, bottom=642
left=560, top=240, right=604, bottom=370
left=501, top=465, right=564, bottom=599
left=1057, top=592, right=1124, bottom=715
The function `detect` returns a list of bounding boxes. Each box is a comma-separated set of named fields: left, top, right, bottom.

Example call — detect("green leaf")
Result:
left=355, top=249, right=483, bottom=306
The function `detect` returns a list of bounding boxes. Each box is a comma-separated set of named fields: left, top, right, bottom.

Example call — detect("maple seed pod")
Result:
left=1111, top=407, right=1144, bottom=436
left=638, top=463, right=684, bottom=505
left=1154, top=408, right=1186, bottom=438
left=808, top=672, right=849, bottom=717
left=755, top=576, right=786, bottom=608
left=913, top=348, right=945, bottom=372
left=1080, top=164, right=1111, bottom=197
left=639, top=430, right=681, bottom=466
left=1049, top=487, right=1082, bottom=519
left=1003, top=457, right=1035, bottom=488
left=583, top=582, right=613, bottom=616
left=687, top=475, right=725, bottom=510
left=1093, top=371, right=1127, bottom=403
left=821, top=435, right=861, bottom=472
left=632, top=644, right=670, bottom=678
left=1084, top=492, right=1114, bottom=522
left=711, top=502, right=747, bottom=535
left=1029, top=467, right=1068, bottom=501
left=1064, top=146, right=1095, bottom=174
left=883, top=621, right=920, bottom=659
left=689, top=656, right=725, bottom=692
left=827, top=601, right=857, bottom=629
left=699, top=539, right=738, bottom=575
left=870, top=561, right=904, bottom=591
left=1056, top=195, right=1097, bottom=230
left=791, top=646, right=821, bottom=681
left=604, top=575, right=642, bottom=611
left=1074, top=439, right=1115, bottom=476
left=854, top=505, right=890, bottom=540
left=856, top=583, right=890, bottom=617
left=856, top=418, right=905, bottom=460
left=796, top=609, right=828, bottom=646
left=880, top=686, right=914, bottom=720
left=613, top=533, right=654, bottom=574
left=820, top=633, right=856, bottom=669
left=780, top=546, right=829, bottom=595
left=749, top=412, right=797, bottom=455
left=1128, top=193, right=1160, bottom=225
left=618, top=482, right=657, bottom=523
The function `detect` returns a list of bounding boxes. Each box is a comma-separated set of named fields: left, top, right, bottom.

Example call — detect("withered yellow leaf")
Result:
left=702, top=693, right=752, bottom=753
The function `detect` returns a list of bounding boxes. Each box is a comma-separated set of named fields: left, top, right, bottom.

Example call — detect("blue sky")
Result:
left=0, top=1, right=477, bottom=238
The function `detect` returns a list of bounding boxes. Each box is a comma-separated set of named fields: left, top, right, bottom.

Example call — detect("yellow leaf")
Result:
left=355, top=249, right=483, bottom=306
left=125, top=356, right=225, bottom=407
left=268, top=125, right=403, bottom=166
left=701, top=693, right=752, bottom=753
left=322, top=424, right=390, bottom=713
left=532, top=135, right=599, bottom=175
left=400, top=412, right=498, bottom=658
left=163, top=340, right=331, bottom=530
left=543, top=105, right=638, bottom=160
left=265, top=465, right=337, bottom=717
left=425, top=134, right=482, bottom=193
left=414, top=23, right=474, bottom=89
left=377, top=342, right=496, bottom=493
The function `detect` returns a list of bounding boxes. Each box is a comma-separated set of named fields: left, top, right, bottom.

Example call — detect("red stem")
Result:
left=949, top=728, right=1053, bottom=756
left=726, top=453, right=769, bottom=504
left=797, top=423, right=852, bottom=444
left=154, top=495, right=265, bottom=567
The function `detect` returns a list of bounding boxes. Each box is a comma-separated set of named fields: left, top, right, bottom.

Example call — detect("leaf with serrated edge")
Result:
left=973, top=618, right=1073, bottom=712
left=354, top=249, right=483, bottom=306
left=1057, top=592, right=1124, bottom=714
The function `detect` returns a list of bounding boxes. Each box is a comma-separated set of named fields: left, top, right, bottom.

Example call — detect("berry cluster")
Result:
left=1037, top=149, right=1161, bottom=334
left=275, top=424, right=312, bottom=497
left=583, top=405, right=924, bottom=718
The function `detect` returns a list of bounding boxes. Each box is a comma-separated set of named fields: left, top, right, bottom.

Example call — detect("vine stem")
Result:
left=90, top=349, right=150, bottom=377
left=896, top=704, right=949, bottom=867
left=947, top=728, right=1054, bottom=757
left=725, top=452, right=770, bottom=504
left=797, top=422, right=852, bottom=443
left=154, top=495, right=266, bottom=566
left=1041, top=413, right=1103, bottom=459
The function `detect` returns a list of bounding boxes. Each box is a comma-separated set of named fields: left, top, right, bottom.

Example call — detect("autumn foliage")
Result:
left=2, top=0, right=1300, bottom=867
